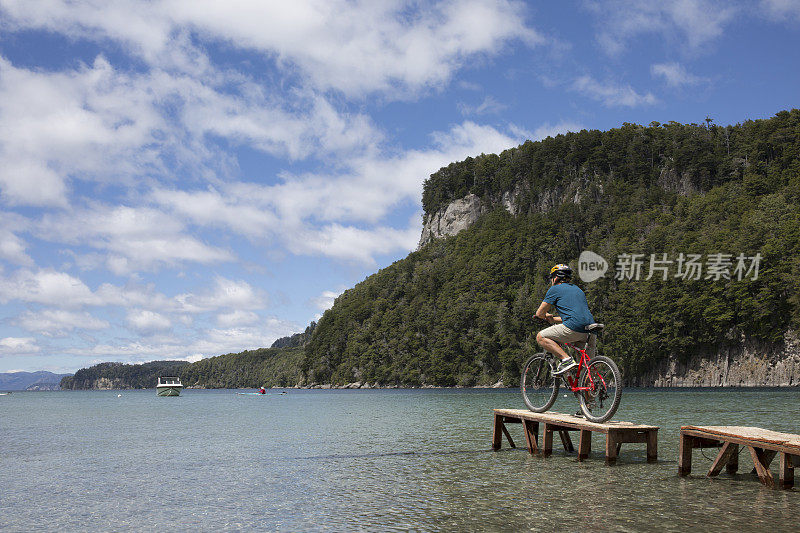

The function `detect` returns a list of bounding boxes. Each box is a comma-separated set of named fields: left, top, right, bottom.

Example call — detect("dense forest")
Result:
left=61, top=334, right=307, bottom=389
left=303, top=110, right=800, bottom=387
left=61, top=361, right=190, bottom=389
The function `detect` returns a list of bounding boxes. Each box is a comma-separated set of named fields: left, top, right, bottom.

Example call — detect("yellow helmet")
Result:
left=549, top=263, right=573, bottom=280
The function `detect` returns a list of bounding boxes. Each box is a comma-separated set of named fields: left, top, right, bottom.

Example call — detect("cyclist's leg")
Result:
left=536, top=325, right=570, bottom=361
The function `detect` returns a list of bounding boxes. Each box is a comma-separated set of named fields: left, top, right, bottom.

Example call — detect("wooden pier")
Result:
left=492, top=409, right=658, bottom=465
left=679, top=425, right=800, bottom=490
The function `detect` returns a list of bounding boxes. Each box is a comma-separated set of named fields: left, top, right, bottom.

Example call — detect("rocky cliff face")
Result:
left=628, top=332, right=800, bottom=387
left=418, top=184, right=528, bottom=248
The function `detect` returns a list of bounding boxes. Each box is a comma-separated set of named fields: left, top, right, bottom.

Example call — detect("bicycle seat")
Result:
left=585, top=323, right=604, bottom=332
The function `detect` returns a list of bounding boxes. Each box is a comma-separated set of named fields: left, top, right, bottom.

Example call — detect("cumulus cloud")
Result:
left=586, top=0, right=739, bottom=56
left=571, top=75, right=658, bottom=107
left=0, top=0, right=541, bottom=98
left=16, top=310, right=109, bottom=337
left=310, top=289, right=344, bottom=314
left=126, top=309, right=172, bottom=334
left=154, top=121, right=522, bottom=263
left=36, top=204, right=233, bottom=274
left=651, top=62, right=708, bottom=87
left=176, top=277, right=267, bottom=313
left=0, top=337, right=39, bottom=355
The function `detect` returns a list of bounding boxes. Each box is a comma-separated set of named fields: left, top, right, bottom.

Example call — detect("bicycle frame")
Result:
left=560, top=340, right=606, bottom=392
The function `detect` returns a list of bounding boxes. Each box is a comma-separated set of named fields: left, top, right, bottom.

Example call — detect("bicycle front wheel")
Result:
left=578, top=355, right=622, bottom=423
left=521, top=353, right=559, bottom=412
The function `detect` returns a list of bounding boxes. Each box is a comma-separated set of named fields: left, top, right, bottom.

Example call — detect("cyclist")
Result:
left=535, top=264, right=596, bottom=375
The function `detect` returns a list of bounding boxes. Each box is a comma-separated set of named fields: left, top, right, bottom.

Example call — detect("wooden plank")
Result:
left=708, top=442, right=738, bottom=477
left=493, top=409, right=658, bottom=433
left=748, top=446, right=775, bottom=488
left=678, top=432, right=693, bottom=476
left=779, top=453, right=794, bottom=490
left=681, top=426, right=800, bottom=455
left=491, top=409, right=659, bottom=465
left=578, top=430, right=591, bottom=461
left=646, top=430, right=658, bottom=463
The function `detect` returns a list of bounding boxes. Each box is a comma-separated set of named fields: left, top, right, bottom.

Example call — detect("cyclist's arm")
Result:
left=535, top=302, right=562, bottom=324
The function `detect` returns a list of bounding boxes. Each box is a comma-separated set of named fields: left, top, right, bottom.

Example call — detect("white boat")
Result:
left=156, top=376, right=183, bottom=396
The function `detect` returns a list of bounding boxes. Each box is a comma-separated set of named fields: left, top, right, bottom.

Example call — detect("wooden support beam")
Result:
left=707, top=442, right=738, bottom=477
left=522, top=419, right=539, bottom=455
left=678, top=433, right=693, bottom=476
left=750, top=449, right=778, bottom=474
left=605, top=432, right=618, bottom=465
left=578, top=430, right=591, bottom=461
left=748, top=446, right=775, bottom=488
left=725, top=443, right=739, bottom=474
left=492, top=413, right=502, bottom=450
left=559, top=430, right=575, bottom=453
left=646, top=430, right=658, bottom=463
left=779, top=453, right=794, bottom=490
left=501, top=420, right=516, bottom=449
left=542, top=423, right=553, bottom=458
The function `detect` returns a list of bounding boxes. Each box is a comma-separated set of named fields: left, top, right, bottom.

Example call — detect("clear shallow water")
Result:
left=1, top=388, right=798, bottom=531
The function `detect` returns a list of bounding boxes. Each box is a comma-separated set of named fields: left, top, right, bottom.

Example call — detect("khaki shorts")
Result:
left=539, top=323, right=596, bottom=356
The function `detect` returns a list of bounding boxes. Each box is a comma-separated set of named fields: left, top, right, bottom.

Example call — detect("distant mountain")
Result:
left=0, top=371, right=72, bottom=391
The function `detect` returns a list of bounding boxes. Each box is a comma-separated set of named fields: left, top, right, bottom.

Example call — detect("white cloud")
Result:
left=587, top=0, right=739, bottom=56
left=37, top=204, right=233, bottom=274
left=0, top=337, right=40, bottom=355
left=216, top=310, right=259, bottom=327
left=458, top=95, right=508, bottom=116
left=16, top=310, right=109, bottom=337
left=154, top=121, right=522, bottom=263
left=760, top=0, right=800, bottom=21
left=571, top=75, right=658, bottom=107
left=176, top=277, right=267, bottom=313
left=651, top=62, right=708, bottom=87
left=126, top=309, right=172, bottom=334
left=310, top=289, right=344, bottom=313
left=0, top=0, right=541, bottom=98
left=528, top=121, right=584, bottom=141
left=0, top=269, right=98, bottom=307
left=0, top=213, right=33, bottom=266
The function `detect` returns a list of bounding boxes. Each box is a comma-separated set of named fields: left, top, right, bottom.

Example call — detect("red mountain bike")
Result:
left=521, top=323, right=622, bottom=423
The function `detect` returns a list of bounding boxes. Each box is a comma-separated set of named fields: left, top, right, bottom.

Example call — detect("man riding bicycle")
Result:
left=535, top=264, right=596, bottom=376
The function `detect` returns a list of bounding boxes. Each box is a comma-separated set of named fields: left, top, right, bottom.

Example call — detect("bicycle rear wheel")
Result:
left=521, top=353, right=559, bottom=412
left=578, top=355, right=622, bottom=423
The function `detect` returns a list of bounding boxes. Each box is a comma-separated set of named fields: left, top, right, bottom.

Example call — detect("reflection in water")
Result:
left=0, top=388, right=798, bottom=531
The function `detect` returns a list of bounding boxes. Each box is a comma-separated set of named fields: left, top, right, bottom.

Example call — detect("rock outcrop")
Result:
left=629, top=331, right=800, bottom=387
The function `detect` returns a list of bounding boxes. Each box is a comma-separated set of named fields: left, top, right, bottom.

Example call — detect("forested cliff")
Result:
left=64, top=111, right=800, bottom=389
left=303, top=110, right=800, bottom=387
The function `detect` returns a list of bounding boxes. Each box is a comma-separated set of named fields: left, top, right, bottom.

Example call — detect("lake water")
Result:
left=1, top=388, right=798, bottom=531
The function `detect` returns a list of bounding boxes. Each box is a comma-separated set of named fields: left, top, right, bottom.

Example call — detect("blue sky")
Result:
left=0, top=1, right=798, bottom=373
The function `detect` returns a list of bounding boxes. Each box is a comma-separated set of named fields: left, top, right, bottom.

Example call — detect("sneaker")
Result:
left=553, top=359, right=577, bottom=375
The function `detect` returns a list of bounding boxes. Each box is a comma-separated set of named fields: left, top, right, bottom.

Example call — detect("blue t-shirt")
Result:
left=543, top=283, right=595, bottom=333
